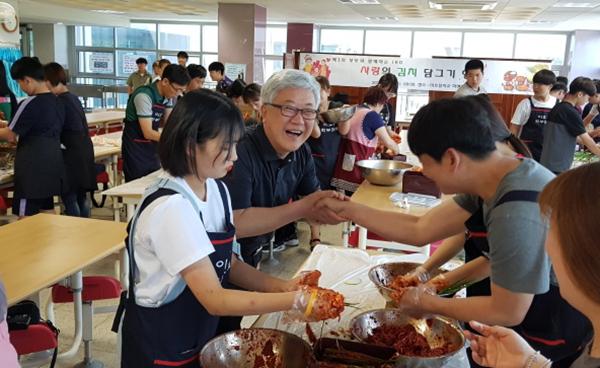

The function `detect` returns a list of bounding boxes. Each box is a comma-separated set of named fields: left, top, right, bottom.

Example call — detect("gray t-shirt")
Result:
left=571, top=341, right=600, bottom=368
left=540, top=102, right=586, bottom=173
left=453, top=158, right=555, bottom=294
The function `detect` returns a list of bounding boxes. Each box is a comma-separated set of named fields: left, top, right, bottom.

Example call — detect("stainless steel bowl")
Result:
left=368, top=262, right=446, bottom=302
left=200, top=328, right=317, bottom=368
left=357, top=160, right=413, bottom=186
left=320, top=105, right=357, bottom=123
left=350, top=309, right=465, bottom=368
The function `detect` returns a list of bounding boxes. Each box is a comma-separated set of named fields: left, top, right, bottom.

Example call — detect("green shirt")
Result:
left=125, top=82, right=172, bottom=123
left=127, top=71, right=151, bottom=92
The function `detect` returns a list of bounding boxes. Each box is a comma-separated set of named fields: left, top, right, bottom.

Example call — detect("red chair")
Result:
left=51, top=276, right=121, bottom=367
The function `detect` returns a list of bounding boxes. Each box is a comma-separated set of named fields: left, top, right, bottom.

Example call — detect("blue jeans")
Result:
left=62, top=191, right=90, bottom=218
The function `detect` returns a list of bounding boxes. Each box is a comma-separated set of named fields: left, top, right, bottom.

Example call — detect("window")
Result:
left=116, top=50, right=157, bottom=77
left=75, top=26, right=114, bottom=48
left=514, top=33, right=567, bottom=64
left=202, top=25, right=218, bottom=53
left=413, top=31, right=462, bottom=58
left=266, top=27, right=286, bottom=55
left=160, top=54, right=201, bottom=65
left=116, top=23, right=156, bottom=49
left=264, top=58, right=284, bottom=82
left=202, top=54, right=219, bottom=68
left=158, top=24, right=201, bottom=52
left=364, top=30, right=411, bottom=56
left=463, top=32, right=514, bottom=58
left=320, top=29, right=364, bottom=54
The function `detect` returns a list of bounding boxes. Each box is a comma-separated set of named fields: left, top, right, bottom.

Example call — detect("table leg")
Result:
left=57, top=270, right=83, bottom=360
left=358, top=226, right=368, bottom=250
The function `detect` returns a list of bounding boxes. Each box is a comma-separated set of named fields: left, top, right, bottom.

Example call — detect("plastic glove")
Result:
left=390, top=284, right=435, bottom=318
left=591, top=103, right=599, bottom=116
left=407, top=265, right=430, bottom=284
left=464, top=321, right=538, bottom=368
left=285, top=286, right=345, bottom=323
left=427, top=274, right=449, bottom=293
left=285, top=270, right=322, bottom=291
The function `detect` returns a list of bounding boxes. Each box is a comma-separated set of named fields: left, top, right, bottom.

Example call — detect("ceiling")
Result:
left=17, top=0, right=600, bottom=31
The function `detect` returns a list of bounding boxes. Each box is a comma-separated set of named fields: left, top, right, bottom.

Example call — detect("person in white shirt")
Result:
left=454, top=59, right=487, bottom=98
left=510, top=69, right=557, bottom=162
left=115, top=89, right=346, bottom=367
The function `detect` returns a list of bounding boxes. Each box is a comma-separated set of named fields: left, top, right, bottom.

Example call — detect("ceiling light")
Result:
left=552, top=2, right=599, bottom=7
left=429, top=1, right=497, bottom=10
left=338, top=0, right=380, bottom=4
left=92, top=9, right=126, bottom=14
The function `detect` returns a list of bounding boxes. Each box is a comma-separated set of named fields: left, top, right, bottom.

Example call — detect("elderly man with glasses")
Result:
left=121, top=64, right=190, bottom=182
left=218, top=69, right=346, bottom=333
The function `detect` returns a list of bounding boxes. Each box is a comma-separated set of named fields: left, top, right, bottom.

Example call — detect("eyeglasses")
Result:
left=168, top=81, right=186, bottom=95
left=264, top=103, right=318, bottom=120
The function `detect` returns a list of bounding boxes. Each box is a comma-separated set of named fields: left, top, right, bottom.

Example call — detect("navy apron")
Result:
left=520, top=98, right=555, bottom=162
left=113, top=178, right=235, bottom=367
left=465, top=190, right=591, bottom=366
left=122, top=96, right=164, bottom=182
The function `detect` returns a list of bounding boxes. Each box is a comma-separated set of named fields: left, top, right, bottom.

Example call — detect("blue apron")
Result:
left=114, top=178, right=235, bottom=367
left=464, top=190, right=591, bottom=366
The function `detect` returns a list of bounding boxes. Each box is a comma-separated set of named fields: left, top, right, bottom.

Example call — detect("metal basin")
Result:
left=357, top=159, right=413, bottom=186
left=351, top=309, right=465, bottom=368
left=368, top=262, right=446, bottom=302
left=320, top=105, right=357, bottom=123
left=200, top=328, right=317, bottom=368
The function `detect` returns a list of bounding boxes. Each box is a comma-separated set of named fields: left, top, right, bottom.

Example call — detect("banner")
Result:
left=299, top=52, right=551, bottom=95
left=88, top=52, right=114, bottom=74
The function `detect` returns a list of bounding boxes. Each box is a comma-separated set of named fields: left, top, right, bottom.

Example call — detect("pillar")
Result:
left=218, top=3, right=266, bottom=83
left=286, top=23, right=313, bottom=53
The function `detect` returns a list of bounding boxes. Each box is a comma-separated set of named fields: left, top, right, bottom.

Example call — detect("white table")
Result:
left=91, top=131, right=122, bottom=186
left=86, top=110, right=125, bottom=134
left=102, top=170, right=161, bottom=222
left=252, top=245, right=468, bottom=367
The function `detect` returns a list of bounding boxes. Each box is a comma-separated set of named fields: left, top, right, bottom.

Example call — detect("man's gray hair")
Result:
left=261, top=69, right=321, bottom=107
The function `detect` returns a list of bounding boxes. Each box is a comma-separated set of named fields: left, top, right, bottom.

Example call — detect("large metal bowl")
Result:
left=351, top=309, right=465, bottom=368
left=357, top=160, right=413, bottom=186
left=320, top=104, right=357, bottom=123
left=200, top=328, right=317, bottom=368
left=369, top=262, right=446, bottom=302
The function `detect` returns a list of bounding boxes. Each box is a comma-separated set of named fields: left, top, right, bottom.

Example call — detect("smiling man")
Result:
left=218, top=68, right=346, bottom=334
left=121, top=64, right=190, bottom=182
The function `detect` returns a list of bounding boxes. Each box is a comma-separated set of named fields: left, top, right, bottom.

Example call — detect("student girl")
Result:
left=115, top=89, right=343, bottom=367
left=465, top=162, right=600, bottom=368
left=44, top=62, right=96, bottom=218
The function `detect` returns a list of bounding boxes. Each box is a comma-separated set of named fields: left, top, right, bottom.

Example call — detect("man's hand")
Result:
left=590, top=128, right=600, bottom=139
left=0, top=120, right=8, bottom=128
left=301, top=191, right=348, bottom=225
left=314, top=196, right=355, bottom=220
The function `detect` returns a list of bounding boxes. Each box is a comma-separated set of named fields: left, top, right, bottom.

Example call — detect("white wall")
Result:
left=0, top=0, right=20, bottom=48
left=569, top=30, right=600, bottom=81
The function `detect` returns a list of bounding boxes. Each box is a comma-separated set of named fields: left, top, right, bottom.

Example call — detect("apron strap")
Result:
left=494, top=190, right=539, bottom=208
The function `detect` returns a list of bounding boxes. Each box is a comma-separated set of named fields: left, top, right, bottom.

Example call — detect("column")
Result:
left=218, top=3, right=266, bottom=83
left=286, top=23, right=314, bottom=53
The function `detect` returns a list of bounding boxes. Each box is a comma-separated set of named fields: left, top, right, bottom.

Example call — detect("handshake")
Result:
left=299, top=190, right=355, bottom=225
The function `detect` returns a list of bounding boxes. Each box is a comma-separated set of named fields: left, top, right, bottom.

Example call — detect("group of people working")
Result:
left=1, top=53, right=600, bottom=368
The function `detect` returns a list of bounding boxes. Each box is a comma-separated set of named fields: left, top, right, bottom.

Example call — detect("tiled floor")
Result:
left=22, top=203, right=347, bottom=368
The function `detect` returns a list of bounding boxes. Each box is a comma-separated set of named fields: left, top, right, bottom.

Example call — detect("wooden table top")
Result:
left=102, top=170, right=161, bottom=199
left=86, top=110, right=125, bottom=125
left=0, top=214, right=126, bottom=305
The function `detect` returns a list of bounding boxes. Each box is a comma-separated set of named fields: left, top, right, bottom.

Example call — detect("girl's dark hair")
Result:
left=539, top=162, right=600, bottom=304
left=43, top=62, right=68, bottom=87
left=377, top=73, right=398, bottom=94
left=315, top=76, right=331, bottom=91
left=0, top=61, right=17, bottom=114
left=242, top=83, right=261, bottom=104
left=159, top=89, right=245, bottom=178
left=551, top=82, right=568, bottom=94
left=226, top=79, right=246, bottom=99
left=408, top=98, right=496, bottom=161
left=464, top=95, right=531, bottom=158
left=363, top=86, right=388, bottom=106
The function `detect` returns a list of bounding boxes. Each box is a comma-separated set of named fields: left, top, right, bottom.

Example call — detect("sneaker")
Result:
left=261, top=244, right=286, bottom=253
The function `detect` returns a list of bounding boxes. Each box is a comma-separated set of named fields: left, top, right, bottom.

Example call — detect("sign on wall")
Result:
left=121, top=54, right=139, bottom=75
left=299, top=52, right=550, bottom=95
left=88, top=52, right=114, bottom=74
left=225, top=63, right=247, bottom=81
